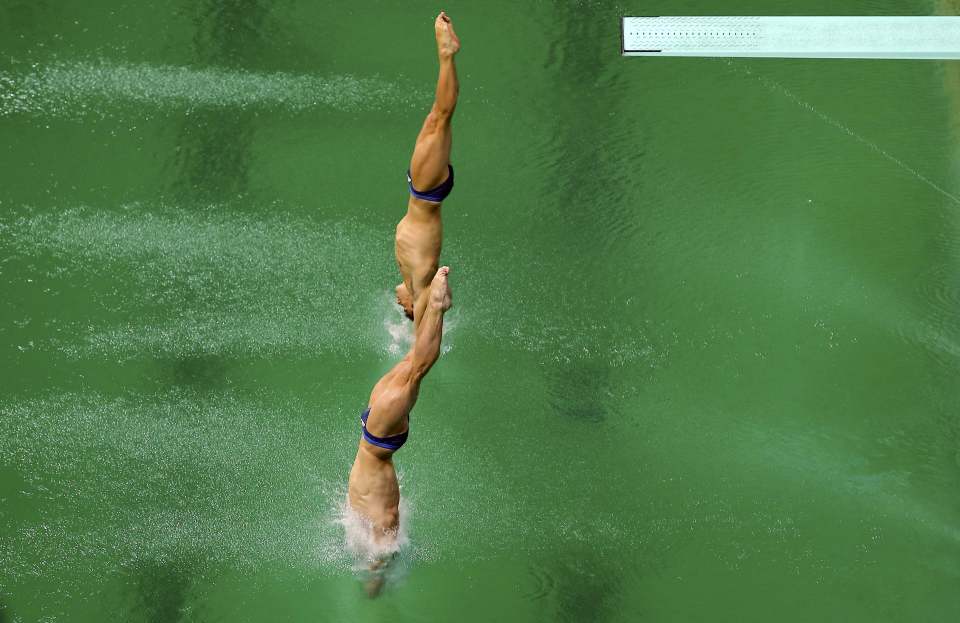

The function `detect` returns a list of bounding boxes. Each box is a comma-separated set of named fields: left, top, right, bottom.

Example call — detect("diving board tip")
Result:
left=621, top=16, right=960, bottom=59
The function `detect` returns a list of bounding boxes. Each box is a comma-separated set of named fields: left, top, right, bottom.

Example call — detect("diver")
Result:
left=346, top=266, right=452, bottom=594
left=394, top=10, right=460, bottom=323
left=345, top=11, right=461, bottom=596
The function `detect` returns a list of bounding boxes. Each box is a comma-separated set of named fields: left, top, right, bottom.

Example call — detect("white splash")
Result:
left=0, top=59, right=428, bottom=117
left=381, top=290, right=458, bottom=356
left=336, top=494, right=411, bottom=568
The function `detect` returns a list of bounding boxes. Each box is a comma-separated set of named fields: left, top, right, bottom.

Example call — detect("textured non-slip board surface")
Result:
left=623, top=16, right=960, bottom=59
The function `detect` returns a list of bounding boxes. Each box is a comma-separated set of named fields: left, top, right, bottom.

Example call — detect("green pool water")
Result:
left=1, top=0, right=958, bottom=621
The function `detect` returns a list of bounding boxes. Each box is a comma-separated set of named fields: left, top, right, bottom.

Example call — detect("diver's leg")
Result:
left=394, top=13, right=460, bottom=318
left=369, top=267, right=451, bottom=438
left=410, top=267, right=452, bottom=377
left=365, top=355, right=416, bottom=435
left=408, top=11, right=460, bottom=194
left=372, top=268, right=451, bottom=424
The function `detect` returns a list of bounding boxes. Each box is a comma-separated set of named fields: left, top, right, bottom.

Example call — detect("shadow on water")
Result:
left=130, top=558, right=194, bottom=623
left=547, top=362, right=611, bottom=423
left=527, top=548, right=624, bottom=623
left=173, top=111, right=256, bottom=201
left=171, top=0, right=273, bottom=203
left=189, top=0, right=274, bottom=70
left=157, top=353, right=231, bottom=390
left=539, top=0, right=635, bottom=271
left=536, top=0, right=630, bottom=422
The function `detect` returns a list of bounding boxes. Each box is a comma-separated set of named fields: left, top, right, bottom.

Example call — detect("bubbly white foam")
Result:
left=381, top=289, right=458, bottom=357
left=383, top=290, right=416, bottom=356
left=336, top=495, right=411, bottom=569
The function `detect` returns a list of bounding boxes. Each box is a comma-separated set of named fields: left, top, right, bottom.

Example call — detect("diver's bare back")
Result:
left=394, top=11, right=460, bottom=321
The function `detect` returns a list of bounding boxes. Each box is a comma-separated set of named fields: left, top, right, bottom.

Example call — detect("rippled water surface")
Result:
left=2, top=1, right=959, bottom=621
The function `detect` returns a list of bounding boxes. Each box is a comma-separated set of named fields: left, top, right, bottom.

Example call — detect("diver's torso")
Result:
left=395, top=201, right=442, bottom=295
left=348, top=445, right=400, bottom=528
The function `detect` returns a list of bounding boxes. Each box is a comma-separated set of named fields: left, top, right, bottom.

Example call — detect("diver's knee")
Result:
left=430, top=98, right=456, bottom=120
left=422, top=109, right=452, bottom=136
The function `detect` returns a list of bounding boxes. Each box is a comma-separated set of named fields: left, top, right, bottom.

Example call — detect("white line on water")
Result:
left=724, top=59, right=960, bottom=208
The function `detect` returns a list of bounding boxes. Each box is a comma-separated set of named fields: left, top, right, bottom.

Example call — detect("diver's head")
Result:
left=395, top=283, right=414, bottom=321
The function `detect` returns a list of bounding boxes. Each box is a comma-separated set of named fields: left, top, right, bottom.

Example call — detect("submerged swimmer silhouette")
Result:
left=394, top=10, right=460, bottom=322
left=345, top=11, right=460, bottom=597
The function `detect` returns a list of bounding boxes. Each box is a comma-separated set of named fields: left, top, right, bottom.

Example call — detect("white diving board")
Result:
left=621, top=16, right=960, bottom=59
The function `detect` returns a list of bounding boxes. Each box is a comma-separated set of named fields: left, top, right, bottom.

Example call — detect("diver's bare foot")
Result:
left=429, top=266, right=452, bottom=312
left=435, top=11, right=460, bottom=59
